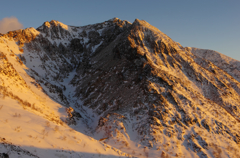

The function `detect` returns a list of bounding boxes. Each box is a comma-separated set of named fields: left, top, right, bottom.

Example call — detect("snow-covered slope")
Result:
left=0, top=18, right=240, bottom=158
left=0, top=24, right=132, bottom=158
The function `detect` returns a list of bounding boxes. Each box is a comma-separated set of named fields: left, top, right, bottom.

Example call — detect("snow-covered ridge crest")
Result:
left=189, top=47, right=239, bottom=64
left=188, top=47, right=240, bottom=82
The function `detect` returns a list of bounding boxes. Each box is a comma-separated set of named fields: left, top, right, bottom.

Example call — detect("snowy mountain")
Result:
left=0, top=18, right=239, bottom=158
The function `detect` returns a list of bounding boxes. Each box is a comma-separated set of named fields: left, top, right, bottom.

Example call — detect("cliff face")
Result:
left=0, top=18, right=240, bottom=158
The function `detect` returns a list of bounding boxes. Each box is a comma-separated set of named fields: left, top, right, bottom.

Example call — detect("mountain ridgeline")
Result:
left=1, top=18, right=240, bottom=158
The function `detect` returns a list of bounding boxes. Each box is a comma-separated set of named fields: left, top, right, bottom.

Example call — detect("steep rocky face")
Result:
left=6, top=18, right=132, bottom=107
left=1, top=18, right=240, bottom=158
left=85, top=19, right=240, bottom=157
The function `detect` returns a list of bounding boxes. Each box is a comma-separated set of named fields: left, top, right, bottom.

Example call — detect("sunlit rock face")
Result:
left=1, top=18, right=240, bottom=158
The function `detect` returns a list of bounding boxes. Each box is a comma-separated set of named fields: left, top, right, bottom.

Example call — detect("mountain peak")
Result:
left=105, top=17, right=131, bottom=29
left=131, top=18, right=163, bottom=35
left=1, top=18, right=240, bottom=158
left=40, top=20, right=69, bottom=30
left=132, top=18, right=146, bottom=25
left=130, top=18, right=180, bottom=50
left=108, top=17, right=119, bottom=21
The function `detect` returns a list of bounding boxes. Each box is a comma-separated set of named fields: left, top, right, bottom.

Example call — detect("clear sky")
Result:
left=0, top=0, right=239, bottom=60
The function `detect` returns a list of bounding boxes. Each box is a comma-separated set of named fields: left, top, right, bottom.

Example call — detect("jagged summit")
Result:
left=132, top=18, right=148, bottom=26
left=3, top=27, right=39, bottom=44
left=108, top=17, right=120, bottom=21
left=130, top=18, right=182, bottom=51
left=39, top=20, right=69, bottom=30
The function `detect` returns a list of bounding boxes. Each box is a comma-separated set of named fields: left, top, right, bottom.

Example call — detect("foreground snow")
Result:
left=0, top=35, right=132, bottom=158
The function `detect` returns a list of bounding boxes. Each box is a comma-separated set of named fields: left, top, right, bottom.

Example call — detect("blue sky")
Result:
left=0, top=0, right=239, bottom=60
